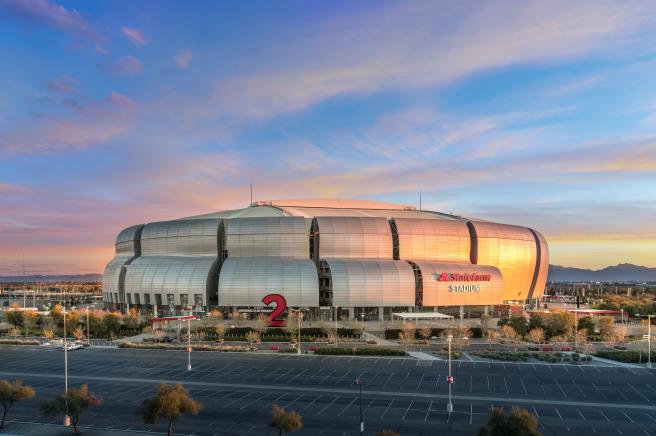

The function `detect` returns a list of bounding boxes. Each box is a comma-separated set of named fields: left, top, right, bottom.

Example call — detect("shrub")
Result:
left=0, top=339, right=40, bottom=346
left=595, top=350, right=656, bottom=363
left=314, top=347, right=405, bottom=356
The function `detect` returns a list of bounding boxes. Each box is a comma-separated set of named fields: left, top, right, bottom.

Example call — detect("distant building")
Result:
left=103, top=199, right=548, bottom=320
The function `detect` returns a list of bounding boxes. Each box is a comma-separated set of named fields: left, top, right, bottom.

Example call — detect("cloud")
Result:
left=97, top=55, right=143, bottom=75
left=121, top=26, right=146, bottom=46
left=1, top=92, right=136, bottom=153
left=207, top=1, right=654, bottom=119
left=44, top=76, right=77, bottom=93
left=0, top=0, right=102, bottom=43
left=175, top=50, right=192, bottom=69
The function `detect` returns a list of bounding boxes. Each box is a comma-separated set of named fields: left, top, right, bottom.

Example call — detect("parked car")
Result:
left=61, top=342, right=84, bottom=351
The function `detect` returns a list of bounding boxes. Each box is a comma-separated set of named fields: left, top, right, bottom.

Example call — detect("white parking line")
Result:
left=401, top=400, right=414, bottom=421
left=337, top=397, right=357, bottom=416
left=380, top=400, right=394, bottom=418
left=317, top=396, right=339, bottom=415
left=572, top=380, right=586, bottom=398
left=554, top=379, right=568, bottom=398
left=519, top=377, right=528, bottom=396
left=577, top=409, right=586, bottom=420
left=644, top=413, right=656, bottom=423
left=554, top=408, right=564, bottom=420
left=627, top=383, right=650, bottom=402
left=424, top=401, right=432, bottom=422
left=622, top=412, right=635, bottom=423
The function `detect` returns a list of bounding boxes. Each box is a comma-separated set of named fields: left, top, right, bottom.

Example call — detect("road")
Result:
left=1, top=346, right=655, bottom=435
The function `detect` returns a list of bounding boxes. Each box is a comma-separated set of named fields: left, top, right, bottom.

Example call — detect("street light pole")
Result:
left=297, top=310, right=303, bottom=356
left=446, top=334, right=453, bottom=413
left=647, top=315, right=654, bottom=369
left=355, top=378, right=364, bottom=435
left=187, top=318, right=192, bottom=371
left=334, top=306, right=338, bottom=346
left=63, top=301, right=70, bottom=426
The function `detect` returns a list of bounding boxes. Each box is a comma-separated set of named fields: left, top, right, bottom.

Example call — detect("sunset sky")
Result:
left=1, top=0, right=655, bottom=275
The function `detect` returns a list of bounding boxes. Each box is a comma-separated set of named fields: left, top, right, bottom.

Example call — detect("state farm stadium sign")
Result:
left=431, top=272, right=491, bottom=293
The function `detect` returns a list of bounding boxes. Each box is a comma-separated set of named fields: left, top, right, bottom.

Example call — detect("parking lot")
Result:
left=1, top=346, right=655, bottom=435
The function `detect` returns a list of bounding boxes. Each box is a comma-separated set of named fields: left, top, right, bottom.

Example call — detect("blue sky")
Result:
left=1, top=0, right=655, bottom=274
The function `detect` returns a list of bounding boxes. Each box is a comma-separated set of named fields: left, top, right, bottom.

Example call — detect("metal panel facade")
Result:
left=414, top=261, right=504, bottom=306
left=395, top=218, right=470, bottom=262
left=470, top=221, right=537, bottom=302
left=140, top=219, right=220, bottom=256
left=102, top=256, right=128, bottom=302
left=327, top=259, right=415, bottom=307
left=115, top=224, right=142, bottom=255
left=317, top=217, right=392, bottom=259
left=124, top=256, right=217, bottom=305
left=218, top=257, right=319, bottom=307
left=532, top=230, right=549, bottom=299
left=225, top=217, right=309, bottom=258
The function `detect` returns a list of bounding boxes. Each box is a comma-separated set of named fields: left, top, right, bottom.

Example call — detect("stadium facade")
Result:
left=103, top=199, right=548, bottom=320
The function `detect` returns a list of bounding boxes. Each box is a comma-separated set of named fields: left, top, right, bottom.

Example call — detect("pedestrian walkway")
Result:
left=408, top=351, right=443, bottom=360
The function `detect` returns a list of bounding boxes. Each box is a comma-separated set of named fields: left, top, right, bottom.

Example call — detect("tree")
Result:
left=377, top=431, right=399, bottom=436
left=501, top=325, right=522, bottom=352
left=419, top=326, right=432, bottom=341
left=526, top=328, right=545, bottom=344
left=41, top=384, right=101, bottom=434
left=478, top=406, right=540, bottom=436
left=5, top=308, right=23, bottom=328
left=486, top=330, right=501, bottom=350
left=550, top=335, right=568, bottom=350
left=72, top=327, right=85, bottom=341
left=270, top=404, right=302, bottom=435
left=0, top=379, right=36, bottom=428
left=327, top=329, right=338, bottom=346
left=544, top=312, right=574, bottom=339
left=138, top=384, right=202, bottom=436
left=254, top=313, right=269, bottom=335
left=599, top=317, right=617, bottom=347
left=399, top=331, right=414, bottom=352
left=578, top=316, right=595, bottom=333
left=103, top=312, right=121, bottom=337
left=528, top=313, right=546, bottom=331
left=246, top=331, right=260, bottom=348
left=22, top=310, right=38, bottom=335
left=214, top=324, right=226, bottom=343
left=508, top=316, right=529, bottom=336
left=43, top=328, right=55, bottom=339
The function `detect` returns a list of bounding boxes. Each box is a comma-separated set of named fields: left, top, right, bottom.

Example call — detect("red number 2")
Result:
left=261, top=294, right=287, bottom=327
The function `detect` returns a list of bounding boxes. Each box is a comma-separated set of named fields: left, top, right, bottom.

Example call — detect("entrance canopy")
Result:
left=392, top=312, right=454, bottom=320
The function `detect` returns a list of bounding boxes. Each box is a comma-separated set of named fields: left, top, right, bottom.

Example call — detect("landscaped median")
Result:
left=119, top=341, right=251, bottom=352
left=595, top=350, right=656, bottom=363
left=0, top=338, right=41, bottom=346
left=314, top=347, right=406, bottom=356
left=471, top=350, right=592, bottom=363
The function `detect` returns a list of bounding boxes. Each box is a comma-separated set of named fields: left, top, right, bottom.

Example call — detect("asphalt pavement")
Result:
left=1, top=346, right=655, bottom=435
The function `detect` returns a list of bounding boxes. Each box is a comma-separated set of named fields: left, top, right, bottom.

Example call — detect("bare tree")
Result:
left=270, top=404, right=303, bottom=435
left=0, top=379, right=36, bottom=428
left=41, top=384, right=101, bottom=434
left=501, top=325, right=522, bottom=352
left=138, top=384, right=202, bottom=436
left=246, top=331, right=260, bottom=349
left=254, top=313, right=269, bottom=335
left=485, top=330, right=500, bottom=350
left=526, top=328, right=545, bottom=344
left=214, top=324, right=226, bottom=343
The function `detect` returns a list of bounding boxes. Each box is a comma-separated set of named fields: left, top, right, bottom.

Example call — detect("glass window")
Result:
left=180, top=294, right=189, bottom=306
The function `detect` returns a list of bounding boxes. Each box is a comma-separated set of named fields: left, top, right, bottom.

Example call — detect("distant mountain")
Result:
left=548, top=263, right=656, bottom=283
left=0, top=274, right=102, bottom=283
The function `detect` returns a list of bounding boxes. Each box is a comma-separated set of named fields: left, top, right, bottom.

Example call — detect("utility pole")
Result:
left=334, top=306, right=339, bottom=346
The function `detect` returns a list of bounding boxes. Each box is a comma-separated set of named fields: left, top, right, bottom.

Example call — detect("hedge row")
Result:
left=119, top=341, right=249, bottom=352
left=385, top=327, right=483, bottom=340
left=202, top=327, right=361, bottom=339
left=0, top=338, right=41, bottom=346
left=314, top=347, right=406, bottom=356
left=595, top=350, right=656, bottom=363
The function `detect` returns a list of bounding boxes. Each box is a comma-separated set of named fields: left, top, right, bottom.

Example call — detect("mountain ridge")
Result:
left=1, top=264, right=655, bottom=283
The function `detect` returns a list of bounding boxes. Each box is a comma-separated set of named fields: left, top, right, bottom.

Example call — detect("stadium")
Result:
left=103, top=199, right=548, bottom=320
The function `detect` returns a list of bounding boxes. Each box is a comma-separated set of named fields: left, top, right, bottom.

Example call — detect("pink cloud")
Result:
left=175, top=50, right=192, bottom=69
left=44, top=76, right=77, bottom=93
left=0, top=0, right=103, bottom=43
left=98, top=55, right=143, bottom=75
left=121, top=26, right=146, bottom=46
left=1, top=91, right=135, bottom=153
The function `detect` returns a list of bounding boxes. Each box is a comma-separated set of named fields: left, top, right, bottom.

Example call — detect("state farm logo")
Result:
left=433, top=272, right=491, bottom=282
